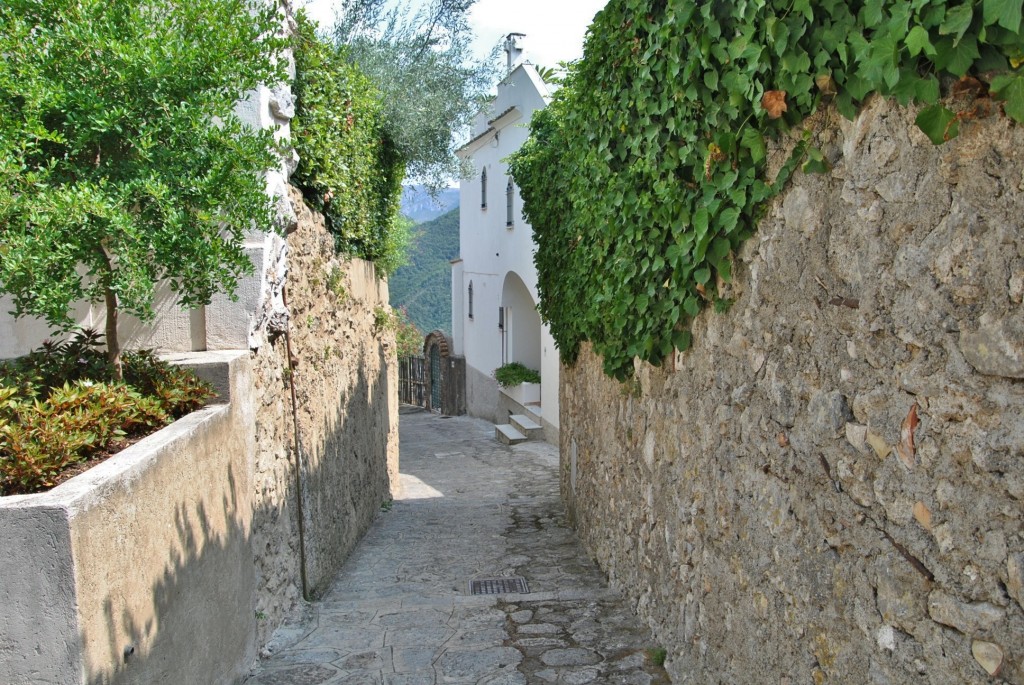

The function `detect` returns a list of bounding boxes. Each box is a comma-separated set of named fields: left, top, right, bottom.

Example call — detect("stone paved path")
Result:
left=245, top=408, right=669, bottom=685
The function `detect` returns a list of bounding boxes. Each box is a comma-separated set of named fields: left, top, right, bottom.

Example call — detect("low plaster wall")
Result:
left=561, top=99, right=1023, bottom=684
left=248, top=187, right=400, bottom=647
left=0, top=350, right=256, bottom=685
left=465, top=362, right=503, bottom=424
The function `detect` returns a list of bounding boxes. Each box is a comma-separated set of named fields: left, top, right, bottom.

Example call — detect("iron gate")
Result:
left=398, top=331, right=467, bottom=415
left=398, top=356, right=427, bottom=408
left=429, top=345, right=442, bottom=409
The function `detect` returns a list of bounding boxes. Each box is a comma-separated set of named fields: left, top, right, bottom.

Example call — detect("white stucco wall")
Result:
left=450, top=260, right=465, bottom=356
left=454, top=63, right=560, bottom=434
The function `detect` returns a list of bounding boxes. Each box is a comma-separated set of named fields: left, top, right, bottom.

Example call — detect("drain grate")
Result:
left=469, top=576, right=530, bottom=595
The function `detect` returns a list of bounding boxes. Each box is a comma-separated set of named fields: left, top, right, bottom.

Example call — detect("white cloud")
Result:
left=296, top=0, right=608, bottom=68
left=468, top=0, right=607, bottom=68
left=296, top=0, right=340, bottom=28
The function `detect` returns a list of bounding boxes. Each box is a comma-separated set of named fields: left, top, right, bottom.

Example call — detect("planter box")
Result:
left=0, top=351, right=256, bottom=685
left=499, top=381, right=541, bottom=406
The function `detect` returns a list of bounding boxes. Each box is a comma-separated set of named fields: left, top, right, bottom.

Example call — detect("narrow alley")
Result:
left=245, top=407, right=670, bottom=685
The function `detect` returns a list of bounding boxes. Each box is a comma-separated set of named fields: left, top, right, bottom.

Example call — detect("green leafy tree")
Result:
left=332, top=0, right=499, bottom=190
left=0, top=0, right=287, bottom=375
left=534, top=65, right=566, bottom=85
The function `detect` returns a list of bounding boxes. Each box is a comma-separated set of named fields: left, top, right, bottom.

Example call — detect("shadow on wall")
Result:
left=76, top=352, right=394, bottom=684
left=1, top=280, right=203, bottom=361
left=83, top=466, right=252, bottom=685
left=246, top=325, right=398, bottom=650
left=298, top=345, right=396, bottom=594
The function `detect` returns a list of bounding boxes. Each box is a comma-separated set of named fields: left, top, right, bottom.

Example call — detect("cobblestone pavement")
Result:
left=246, top=408, right=670, bottom=685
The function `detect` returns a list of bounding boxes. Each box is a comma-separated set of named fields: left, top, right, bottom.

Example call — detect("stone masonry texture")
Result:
left=560, top=98, right=1023, bottom=684
left=249, top=186, right=400, bottom=649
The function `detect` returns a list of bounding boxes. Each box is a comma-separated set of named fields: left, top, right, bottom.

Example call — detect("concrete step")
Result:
left=523, top=401, right=543, bottom=421
left=495, top=424, right=527, bottom=446
left=509, top=414, right=543, bottom=440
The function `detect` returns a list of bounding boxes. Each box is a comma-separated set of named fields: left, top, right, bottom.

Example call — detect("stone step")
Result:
left=495, top=424, right=527, bottom=445
left=509, top=414, right=543, bottom=439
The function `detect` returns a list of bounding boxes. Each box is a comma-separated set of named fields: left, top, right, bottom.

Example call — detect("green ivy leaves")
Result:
left=985, top=0, right=1023, bottom=32
left=291, top=13, right=405, bottom=272
left=992, top=71, right=1024, bottom=119
left=510, top=0, right=1024, bottom=379
left=916, top=105, right=960, bottom=144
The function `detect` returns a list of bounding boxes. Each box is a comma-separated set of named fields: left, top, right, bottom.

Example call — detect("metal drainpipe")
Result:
left=282, top=287, right=310, bottom=601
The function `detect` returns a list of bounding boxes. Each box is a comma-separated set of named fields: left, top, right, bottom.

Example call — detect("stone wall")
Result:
left=248, top=187, right=399, bottom=648
left=561, top=98, right=1023, bottom=684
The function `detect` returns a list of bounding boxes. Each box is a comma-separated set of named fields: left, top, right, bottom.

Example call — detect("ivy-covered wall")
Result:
left=512, top=1, right=1024, bottom=682
left=291, top=13, right=407, bottom=275
left=510, top=0, right=1024, bottom=379
left=561, top=96, right=1024, bottom=685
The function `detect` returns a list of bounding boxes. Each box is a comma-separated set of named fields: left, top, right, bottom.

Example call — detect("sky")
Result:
left=298, top=0, right=608, bottom=69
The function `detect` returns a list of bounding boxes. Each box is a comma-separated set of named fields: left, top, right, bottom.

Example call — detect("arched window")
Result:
left=468, top=281, right=474, bottom=320
left=506, top=179, right=514, bottom=227
left=481, top=169, right=487, bottom=209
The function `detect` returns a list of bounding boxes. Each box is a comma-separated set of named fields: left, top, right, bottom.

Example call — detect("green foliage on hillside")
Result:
left=509, top=0, right=1024, bottom=379
left=389, top=207, right=460, bottom=335
left=292, top=13, right=407, bottom=274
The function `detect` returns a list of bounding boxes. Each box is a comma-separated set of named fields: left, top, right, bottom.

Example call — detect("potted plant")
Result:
left=494, top=362, right=541, bottom=405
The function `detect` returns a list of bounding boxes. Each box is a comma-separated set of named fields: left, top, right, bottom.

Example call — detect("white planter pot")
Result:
left=500, top=381, right=541, bottom=405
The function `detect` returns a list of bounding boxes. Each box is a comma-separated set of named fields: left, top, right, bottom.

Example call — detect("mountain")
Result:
left=390, top=206, right=460, bottom=336
left=400, top=184, right=460, bottom=224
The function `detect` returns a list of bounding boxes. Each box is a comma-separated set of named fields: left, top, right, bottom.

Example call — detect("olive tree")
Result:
left=331, top=0, right=499, bottom=190
left=0, top=0, right=287, bottom=375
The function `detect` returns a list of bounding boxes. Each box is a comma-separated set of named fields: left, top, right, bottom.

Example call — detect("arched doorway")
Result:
left=422, top=330, right=466, bottom=416
left=500, top=272, right=541, bottom=372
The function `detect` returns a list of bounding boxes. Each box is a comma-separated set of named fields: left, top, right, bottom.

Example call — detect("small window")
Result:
left=468, top=281, right=474, bottom=319
left=498, top=306, right=504, bottom=330
left=506, top=179, right=514, bottom=227
left=481, top=169, right=487, bottom=209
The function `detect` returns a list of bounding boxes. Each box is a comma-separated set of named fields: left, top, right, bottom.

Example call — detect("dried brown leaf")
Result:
left=762, top=90, right=788, bottom=119
left=951, top=76, right=984, bottom=98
